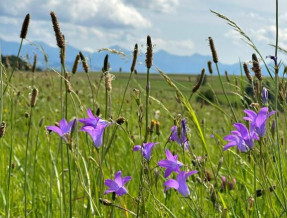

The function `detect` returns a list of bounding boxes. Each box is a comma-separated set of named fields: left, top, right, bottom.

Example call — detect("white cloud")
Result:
left=249, top=25, right=287, bottom=44
left=124, top=0, right=179, bottom=13
left=0, top=0, right=151, bottom=29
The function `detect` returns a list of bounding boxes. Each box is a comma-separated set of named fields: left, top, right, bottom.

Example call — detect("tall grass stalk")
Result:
left=58, top=62, right=66, bottom=218
left=6, top=93, right=14, bottom=218
left=24, top=105, right=33, bottom=217
left=274, top=0, right=285, bottom=206
left=144, top=68, right=150, bottom=142
left=31, top=118, right=43, bottom=215
left=0, top=41, right=3, bottom=123
left=62, top=50, right=73, bottom=217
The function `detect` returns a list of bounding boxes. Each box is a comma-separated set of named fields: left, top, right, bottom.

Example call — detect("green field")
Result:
left=0, top=8, right=286, bottom=217
left=0, top=64, right=286, bottom=217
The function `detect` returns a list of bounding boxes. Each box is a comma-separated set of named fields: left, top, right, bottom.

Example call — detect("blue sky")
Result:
left=0, top=0, right=287, bottom=64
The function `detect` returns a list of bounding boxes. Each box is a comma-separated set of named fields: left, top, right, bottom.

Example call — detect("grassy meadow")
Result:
left=0, top=9, right=287, bottom=218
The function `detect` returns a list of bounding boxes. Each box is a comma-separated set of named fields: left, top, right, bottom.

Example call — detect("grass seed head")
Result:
left=103, top=54, right=109, bottom=72
left=192, top=68, right=205, bottom=93
left=60, top=34, right=66, bottom=65
left=72, top=54, right=80, bottom=74
left=20, top=14, right=30, bottom=39
left=145, top=35, right=153, bottom=69
left=65, top=73, right=72, bottom=93
left=50, top=11, right=64, bottom=48
left=251, top=53, right=262, bottom=81
left=105, top=73, right=112, bottom=91
left=207, top=61, right=213, bottom=74
left=79, top=51, right=89, bottom=73
left=243, top=62, right=252, bottom=82
left=208, top=37, right=218, bottom=63
left=32, top=54, right=37, bottom=72
left=131, top=43, right=138, bottom=73
left=30, top=88, right=38, bottom=107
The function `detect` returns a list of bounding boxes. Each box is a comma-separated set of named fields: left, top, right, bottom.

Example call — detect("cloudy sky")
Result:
left=1, top=0, right=287, bottom=64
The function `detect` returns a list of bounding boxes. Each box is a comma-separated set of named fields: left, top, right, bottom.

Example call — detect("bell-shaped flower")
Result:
left=46, top=118, right=76, bottom=143
left=244, top=107, right=275, bottom=137
left=223, top=123, right=259, bottom=152
left=164, top=170, right=197, bottom=197
left=104, top=171, right=131, bottom=196
left=158, top=149, right=183, bottom=178
left=133, top=142, right=158, bottom=161
left=78, top=108, right=100, bottom=127
left=170, top=119, right=189, bottom=150
left=79, top=108, right=112, bottom=148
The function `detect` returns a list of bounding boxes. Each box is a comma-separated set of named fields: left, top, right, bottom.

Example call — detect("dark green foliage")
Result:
left=196, top=89, right=215, bottom=104
left=1, top=55, right=31, bottom=71
left=244, top=84, right=254, bottom=105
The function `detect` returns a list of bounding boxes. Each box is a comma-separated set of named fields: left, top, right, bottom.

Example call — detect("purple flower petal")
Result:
left=46, top=126, right=63, bottom=136
left=114, top=171, right=123, bottom=186
left=59, top=119, right=69, bottom=133
left=104, top=171, right=131, bottom=197
left=164, top=179, right=179, bottom=191
left=177, top=171, right=190, bottom=197
left=223, top=142, right=237, bottom=151
left=165, top=149, right=174, bottom=161
left=158, top=160, right=174, bottom=168
left=185, top=170, right=198, bottom=178
left=104, top=179, right=119, bottom=190
left=122, top=176, right=132, bottom=185
left=104, top=189, right=116, bottom=195
left=164, top=168, right=174, bottom=178
left=116, top=187, right=128, bottom=196
left=87, top=108, right=95, bottom=118
left=170, top=119, right=189, bottom=150
left=133, top=145, right=141, bottom=151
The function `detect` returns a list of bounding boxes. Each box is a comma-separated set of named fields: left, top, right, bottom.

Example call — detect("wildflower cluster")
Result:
left=224, top=107, right=275, bottom=152
left=159, top=149, right=197, bottom=197
left=46, top=108, right=111, bottom=147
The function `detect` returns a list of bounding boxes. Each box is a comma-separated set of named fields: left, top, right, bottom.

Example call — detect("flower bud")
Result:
left=262, top=87, right=268, bottom=105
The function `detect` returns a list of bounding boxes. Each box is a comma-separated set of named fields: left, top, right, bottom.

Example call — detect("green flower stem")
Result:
left=144, top=68, right=150, bottom=142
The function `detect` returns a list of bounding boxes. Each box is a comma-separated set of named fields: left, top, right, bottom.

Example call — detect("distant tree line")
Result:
left=1, top=55, right=42, bottom=71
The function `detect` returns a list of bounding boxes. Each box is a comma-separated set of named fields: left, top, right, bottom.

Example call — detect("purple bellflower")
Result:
left=266, top=55, right=277, bottom=66
left=170, top=119, right=189, bottom=150
left=158, top=149, right=183, bottom=178
left=46, top=118, right=75, bottom=143
left=244, top=107, right=275, bottom=137
left=262, top=87, right=268, bottom=105
left=223, top=123, right=259, bottom=152
left=164, top=170, right=198, bottom=197
left=78, top=108, right=100, bottom=127
left=104, top=171, right=131, bottom=196
left=133, top=142, right=158, bottom=161
left=79, top=108, right=111, bottom=148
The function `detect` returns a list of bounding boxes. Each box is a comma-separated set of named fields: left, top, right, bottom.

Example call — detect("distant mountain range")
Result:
left=0, top=39, right=253, bottom=74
